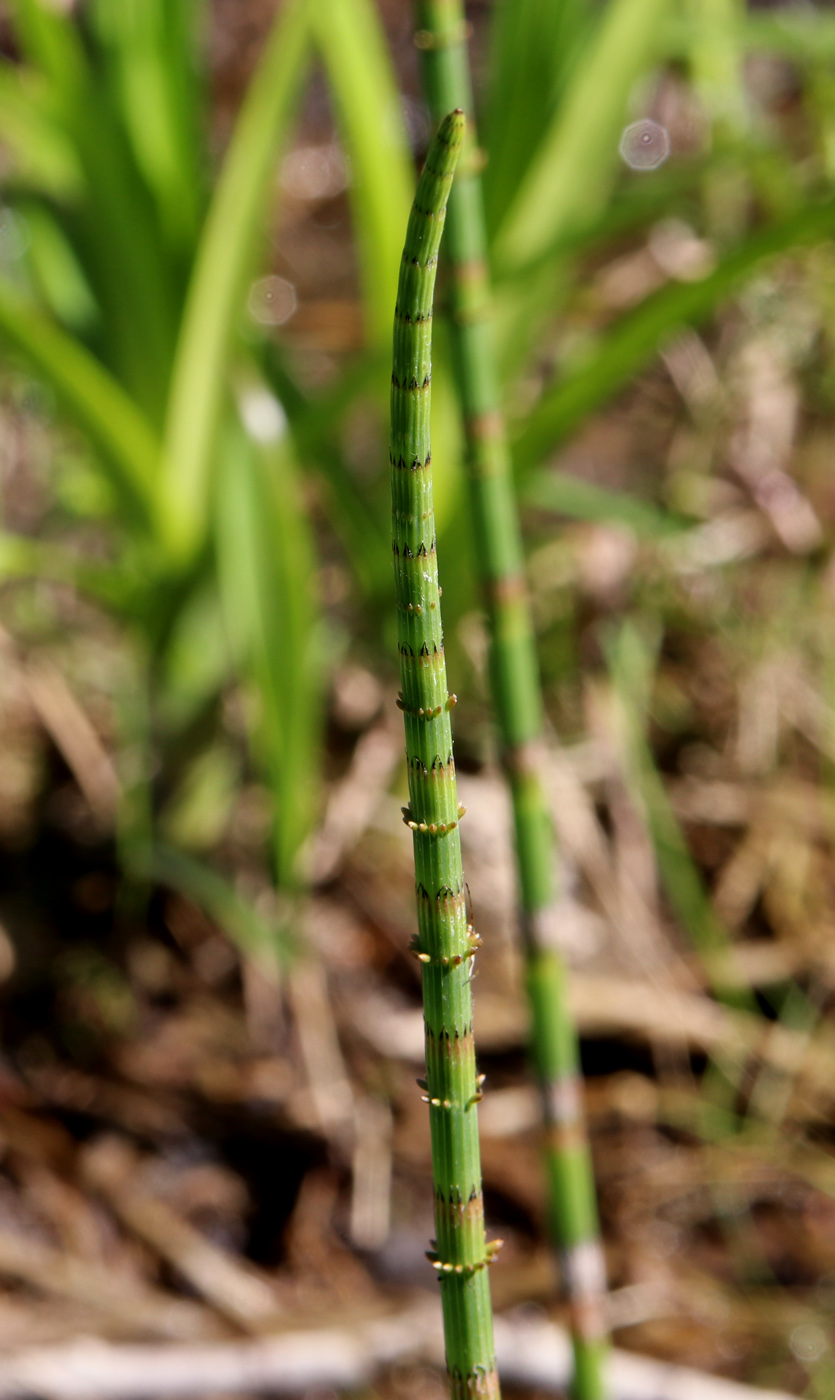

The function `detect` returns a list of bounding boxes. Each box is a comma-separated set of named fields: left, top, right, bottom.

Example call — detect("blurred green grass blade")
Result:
left=311, top=0, right=412, bottom=352
left=10, top=1, right=183, bottom=423
left=0, top=530, right=133, bottom=606
left=20, top=201, right=98, bottom=330
left=260, top=344, right=390, bottom=597
left=427, top=332, right=465, bottom=535
left=8, top=0, right=82, bottom=88
left=502, top=163, right=705, bottom=289
left=273, top=343, right=385, bottom=451
left=137, top=842, right=292, bottom=964
left=608, top=625, right=721, bottom=952
left=0, top=280, right=160, bottom=528
left=686, top=0, right=749, bottom=241
left=493, top=0, right=670, bottom=274
left=687, top=0, right=747, bottom=135
left=0, top=62, right=81, bottom=196
left=156, top=580, right=234, bottom=732
left=606, top=622, right=751, bottom=1010
left=67, top=113, right=180, bottom=424
left=160, top=745, right=240, bottom=853
left=0, top=531, right=70, bottom=582
left=68, top=98, right=181, bottom=424
left=483, top=0, right=591, bottom=237
left=88, top=0, right=206, bottom=255
left=513, top=198, right=835, bottom=473
left=524, top=469, right=686, bottom=539
left=663, top=10, right=835, bottom=63
left=161, top=0, right=309, bottom=565
left=742, top=10, right=835, bottom=58
left=216, top=406, right=321, bottom=894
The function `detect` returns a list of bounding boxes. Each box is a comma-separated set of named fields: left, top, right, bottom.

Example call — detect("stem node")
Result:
left=390, top=107, right=498, bottom=1391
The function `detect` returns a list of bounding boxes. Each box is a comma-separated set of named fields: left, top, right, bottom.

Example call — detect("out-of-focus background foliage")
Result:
left=1, top=0, right=835, bottom=1395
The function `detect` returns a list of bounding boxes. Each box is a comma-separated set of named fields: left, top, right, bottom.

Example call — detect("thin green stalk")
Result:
left=415, top=9, right=608, bottom=1398
left=390, top=110, right=499, bottom=1400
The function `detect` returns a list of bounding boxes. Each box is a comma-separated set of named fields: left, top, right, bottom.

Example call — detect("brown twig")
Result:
left=346, top=974, right=835, bottom=1108
left=0, top=1303, right=799, bottom=1400
left=0, top=1229, right=213, bottom=1340
left=80, top=1137, right=281, bottom=1333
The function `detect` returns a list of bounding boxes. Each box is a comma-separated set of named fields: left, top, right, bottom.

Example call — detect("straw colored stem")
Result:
left=415, top=7, right=608, bottom=1396
left=390, top=108, right=500, bottom=1399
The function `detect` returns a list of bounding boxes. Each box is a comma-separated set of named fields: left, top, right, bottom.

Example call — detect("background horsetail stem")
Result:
left=415, top=8, right=609, bottom=1397
left=390, top=110, right=500, bottom=1400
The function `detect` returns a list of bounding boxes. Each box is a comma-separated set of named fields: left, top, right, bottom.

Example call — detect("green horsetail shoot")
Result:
left=390, top=109, right=500, bottom=1399
left=414, top=6, right=608, bottom=1398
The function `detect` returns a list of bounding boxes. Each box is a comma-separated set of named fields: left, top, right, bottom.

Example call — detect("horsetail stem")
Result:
left=415, top=9, right=609, bottom=1398
left=390, top=109, right=500, bottom=1400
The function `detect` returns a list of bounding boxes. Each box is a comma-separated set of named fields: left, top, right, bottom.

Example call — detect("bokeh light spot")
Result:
left=619, top=119, right=670, bottom=171
left=248, top=275, right=297, bottom=327
left=790, top=1324, right=828, bottom=1364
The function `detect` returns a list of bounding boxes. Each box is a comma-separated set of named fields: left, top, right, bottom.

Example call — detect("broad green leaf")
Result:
left=311, top=0, right=413, bottom=352
left=160, top=0, right=309, bottom=565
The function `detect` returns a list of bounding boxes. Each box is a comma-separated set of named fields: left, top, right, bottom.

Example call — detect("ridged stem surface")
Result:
left=390, top=108, right=500, bottom=1400
left=415, top=9, right=609, bottom=1397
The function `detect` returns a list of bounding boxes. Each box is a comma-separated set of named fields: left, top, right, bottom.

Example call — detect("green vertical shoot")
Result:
left=415, top=7, right=608, bottom=1398
left=390, top=109, right=500, bottom=1400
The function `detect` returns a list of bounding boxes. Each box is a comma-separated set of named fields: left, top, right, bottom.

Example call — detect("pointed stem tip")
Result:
left=438, top=108, right=466, bottom=147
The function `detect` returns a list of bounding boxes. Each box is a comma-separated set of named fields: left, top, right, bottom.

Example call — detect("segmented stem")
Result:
left=415, top=9, right=609, bottom=1398
left=390, top=109, right=500, bottom=1400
